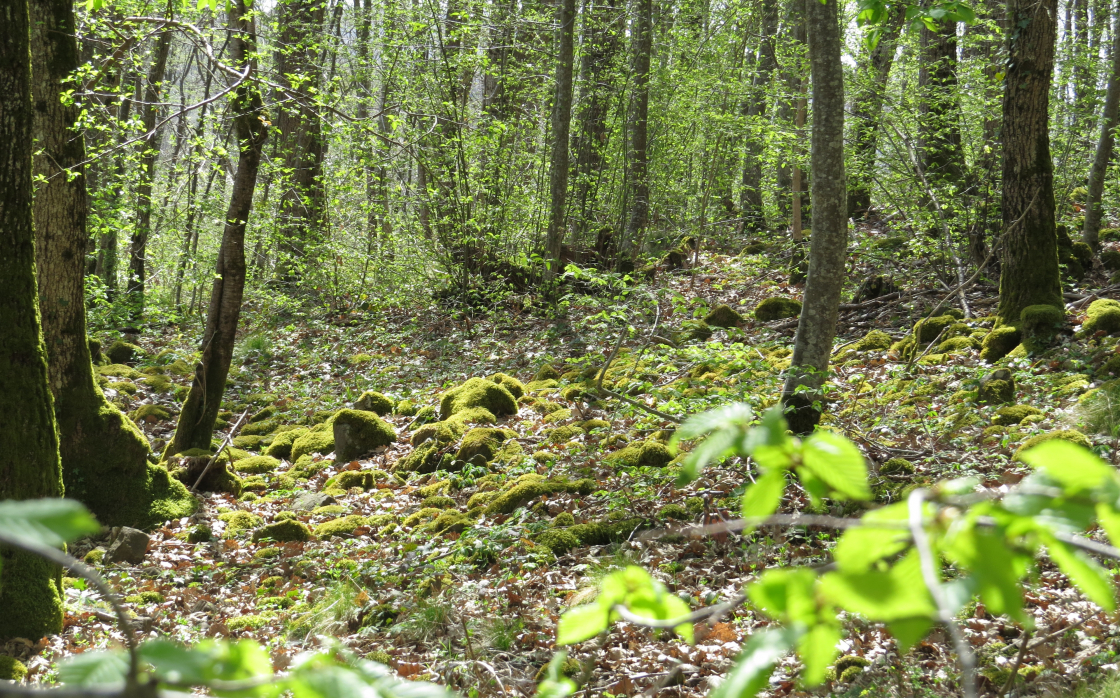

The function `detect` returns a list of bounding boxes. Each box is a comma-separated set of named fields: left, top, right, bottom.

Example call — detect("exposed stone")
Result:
left=293, top=491, right=337, bottom=511
left=105, top=527, right=150, bottom=564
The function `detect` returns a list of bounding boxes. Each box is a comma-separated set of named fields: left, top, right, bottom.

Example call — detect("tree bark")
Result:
left=739, top=0, right=778, bottom=230
left=545, top=0, right=577, bottom=276
left=780, top=0, right=846, bottom=434
left=1082, top=5, right=1120, bottom=249
left=274, top=0, right=325, bottom=285
left=0, top=0, right=65, bottom=640
left=996, top=0, right=1063, bottom=324
left=169, top=0, right=268, bottom=454
left=918, top=21, right=966, bottom=185
left=774, top=0, right=806, bottom=222
left=622, top=0, right=652, bottom=265
left=846, top=6, right=903, bottom=219
left=126, top=29, right=172, bottom=315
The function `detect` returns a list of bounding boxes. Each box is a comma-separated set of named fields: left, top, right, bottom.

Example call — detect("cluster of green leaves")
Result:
left=0, top=499, right=452, bottom=698
left=554, top=404, right=1120, bottom=696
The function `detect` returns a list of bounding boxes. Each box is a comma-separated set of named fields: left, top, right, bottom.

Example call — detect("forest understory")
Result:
left=8, top=219, right=1120, bottom=698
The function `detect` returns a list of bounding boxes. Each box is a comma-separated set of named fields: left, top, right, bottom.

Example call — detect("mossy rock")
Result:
left=0, top=656, right=28, bottom=682
left=412, top=420, right=464, bottom=446
left=980, top=326, right=1022, bottom=362
left=534, top=364, right=561, bottom=381
left=605, top=440, right=674, bottom=468
left=167, top=449, right=242, bottom=495
left=401, top=508, right=442, bottom=528
left=543, top=408, right=573, bottom=424
left=553, top=511, right=576, bottom=527
left=313, top=515, right=367, bottom=538
left=850, top=329, right=892, bottom=355
left=264, top=428, right=307, bottom=459
left=914, top=315, right=957, bottom=344
left=534, top=518, right=647, bottom=555
left=545, top=425, right=583, bottom=444
left=106, top=340, right=144, bottom=364
left=993, top=405, right=1042, bottom=426
left=332, top=470, right=376, bottom=490
left=290, top=430, right=335, bottom=461
left=489, top=373, right=525, bottom=399
left=676, top=320, right=713, bottom=343
left=703, top=304, right=744, bottom=328
left=579, top=419, right=610, bottom=431
left=98, top=363, right=141, bottom=380
left=241, top=475, right=267, bottom=492
left=754, top=297, right=801, bottom=321
left=534, top=658, right=582, bottom=682
left=938, top=336, right=979, bottom=354
left=234, top=455, right=280, bottom=474
left=84, top=547, right=106, bottom=563
left=484, top=476, right=596, bottom=515
left=439, top=377, right=518, bottom=419
left=333, top=409, right=395, bottom=460
left=393, top=399, right=418, bottom=416
left=879, top=458, right=914, bottom=476
left=187, top=525, right=212, bottom=543
left=421, top=510, right=471, bottom=535
left=141, top=375, right=173, bottom=393
left=1101, top=228, right=1120, bottom=242
left=1101, top=249, right=1120, bottom=271
left=1020, top=304, right=1065, bottom=351
left=456, top=427, right=515, bottom=462
left=525, top=379, right=559, bottom=392
left=658, top=504, right=690, bottom=520
left=421, top=495, right=457, bottom=509
left=251, top=519, right=312, bottom=543
left=394, top=440, right=451, bottom=473
left=978, top=379, right=1014, bottom=405
left=241, top=418, right=281, bottom=437
left=219, top=511, right=262, bottom=533
left=1083, top=299, right=1120, bottom=336
left=1013, top=429, right=1092, bottom=461
left=130, top=404, right=171, bottom=423
left=354, top=391, right=394, bottom=416
left=233, top=435, right=264, bottom=450
left=249, top=406, right=277, bottom=424
left=445, top=406, right=497, bottom=428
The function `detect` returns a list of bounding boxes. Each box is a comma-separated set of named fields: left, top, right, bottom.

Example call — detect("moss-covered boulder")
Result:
left=456, top=427, right=516, bottom=462
left=534, top=518, right=647, bottom=555
left=98, top=363, right=140, bottom=380
left=1013, top=429, right=1092, bottom=461
left=354, top=391, right=394, bottom=416
left=604, top=440, right=674, bottom=468
left=106, top=340, right=144, bottom=365
left=421, top=495, right=457, bottom=509
left=484, top=475, right=596, bottom=515
left=879, top=458, right=914, bottom=476
left=421, top=510, right=471, bottom=535
left=252, top=520, right=312, bottom=543
left=676, top=320, right=713, bottom=342
left=993, top=405, right=1042, bottom=426
left=241, top=418, right=280, bottom=437
left=490, top=373, right=525, bottom=399
left=235, top=455, right=280, bottom=474
left=980, top=326, right=1022, bottom=362
left=754, top=297, right=802, bottom=321
left=704, top=304, right=744, bottom=328
left=264, top=428, right=307, bottom=459
left=439, top=377, right=518, bottom=419
left=393, top=400, right=418, bottom=416
left=1020, top=304, right=1065, bottom=351
left=167, top=449, right=242, bottom=495
left=913, top=315, right=957, bottom=344
left=978, top=369, right=1016, bottom=404
left=0, top=656, right=28, bottom=681
left=333, top=470, right=376, bottom=490
left=290, top=429, right=335, bottom=461
left=313, top=515, right=367, bottom=538
left=534, top=364, right=561, bottom=381
left=1082, top=299, right=1120, bottom=336
left=1101, top=249, right=1120, bottom=271
left=412, top=419, right=465, bottom=447
left=394, top=440, right=451, bottom=473
left=232, top=435, right=263, bottom=450
left=130, top=404, right=171, bottom=423
left=938, top=336, right=979, bottom=354
left=219, top=511, right=262, bottom=534
left=545, top=425, right=584, bottom=444
left=333, top=409, right=395, bottom=460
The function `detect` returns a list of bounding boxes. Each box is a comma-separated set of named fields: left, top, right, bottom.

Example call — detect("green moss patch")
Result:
left=703, top=304, right=744, bottom=328
left=439, top=377, right=518, bottom=419
left=754, top=297, right=801, bottom=321
left=484, top=475, right=596, bottom=515
left=980, top=326, right=1021, bottom=362
left=490, top=373, right=525, bottom=399
left=252, top=520, right=312, bottom=542
left=993, top=405, right=1042, bottom=426
left=534, top=518, right=647, bottom=554
left=1083, top=299, right=1120, bottom=336
left=456, top=427, right=516, bottom=461
left=234, top=456, right=280, bottom=474
left=333, top=409, right=395, bottom=460
left=1013, top=429, right=1092, bottom=461
left=290, top=430, right=335, bottom=461
left=605, top=440, right=674, bottom=468
left=313, top=515, right=367, bottom=538
left=354, top=391, right=394, bottom=415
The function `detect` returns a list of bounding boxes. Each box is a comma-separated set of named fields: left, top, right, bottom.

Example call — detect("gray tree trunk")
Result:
left=1082, top=5, right=1120, bottom=249
left=545, top=0, right=577, bottom=276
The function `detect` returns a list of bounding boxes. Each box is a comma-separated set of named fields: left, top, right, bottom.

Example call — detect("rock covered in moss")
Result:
left=412, top=419, right=464, bottom=447
left=490, top=373, right=525, bottom=399
left=263, top=428, right=307, bottom=459
left=333, top=409, right=395, bottom=460
left=553, top=511, right=576, bottom=527
left=219, top=511, right=262, bottom=534
left=130, top=404, right=171, bottom=423
left=439, top=377, right=518, bottom=419
left=534, top=518, right=646, bottom=554
left=1102, top=249, right=1120, bottom=271
left=879, top=458, right=914, bottom=476
left=241, top=418, right=280, bottom=436
left=142, top=375, right=174, bottom=393
left=484, top=475, right=596, bottom=515
left=187, top=525, right=212, bottom=543
left=421, top=495, right=457, bottom=509
left=754, top=297, right=802, bottom=321
left=1083, top=299, right=1120, bottom=336
left=395, top=440, right=451, bottom=473
left=545, top=425, right=583, bottom=444
left=980, top=326, right=1022, bottom=362
left=675, top=319, right=713, bottom=343
left=333, top=470, right=376, bottom=490
left=938, top=336, right=979, bottom=354
left=0, top=656, right=28, bottom=682
left=290, top=428, right=335, bottom=461
left=658, top=504, right=690, bottom=520
left=534, top=364, right=561, bottom=381
left=235, top=455, right=280, bottom=474
left=855, top=329, right=892, bottom=352
left=605, top=440, right=673, bottom=468
left=354, top=390, right=394, bottom=415
left=393, top=399, right=418, bottom=416
left=703, top=304, right=744, bottom=328
left=993, top=405, right=1042, bottom=426
left=167, top=449, right=242, bottom=495
left=252, top=519, right=312, bottom=543
left=978, top=369, right=1015, bottom=404
left=911, top=315, right=956, bottom=344
left=456, top=427, right=515, bottom=461
left=401, top=508, right=442, bottom=528
left=233, top=435, right=263, bottom=450
left=98, top=363, right=141, bottom=380
left=314, top=515, right=367, bottom=538
left=106, top=340, right=144, bottom=364
left=1013, top=429, right=1092, bottom=461
left=1020, top=304, right=1065, bottom=351
left=421, top=510, right=471, bottom=534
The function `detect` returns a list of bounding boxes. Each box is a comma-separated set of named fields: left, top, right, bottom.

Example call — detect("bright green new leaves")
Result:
left=856, top=0, right=976, bottom=49
left=941, top=519, right=1031, bottom=623
left=534, top=653, right=576, bottom=698
left=800, top=431, right=870, bottom=501
left=797, top=624, right=842, bottom=686
left=746, top=569, right=841, bottom=687
left=819, top=551, right=936, bottom=644
left=58, top=650, right=130, bottom=687
left=557, top=566, right=694, bottom=645
left=832, top=502, right=911, bottom=572
left=672, top=403, right=757, bottom=484
left=0, top=498, right=100, bottom=550
left=1019, top=440, right=1119, bottom=496
left=1041, top=532, right=1116, bottom=612
left=711, top=628, right=800, bottom=698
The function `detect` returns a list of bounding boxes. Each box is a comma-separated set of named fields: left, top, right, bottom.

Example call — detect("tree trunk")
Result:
left=1082, top=5, right=1120, bottom=249
left=918, top=21, right=966, bottom=185
left=30, top=0, right=195, bottom=530
left=95, top=70, right=138, bottom=299
left=622, top=0, right=652, bottom=265
left=774, top=0, right=806, bottom=222
left=274, top=0, right=325, bottom=285
left=0, top=0, right=65, bottom=640
left=846, top=6, right=903, bottom=219
left=996, top=0, right=1063, bottom=324
left=780, top=0, right=846, bottom=434
left=545, top=0, right=577, bottom=275
left=168, top=0, right=268, bottom=454
left=126, top=29, right=172, bottom=316
left=739, top=0, right=778, bottom=230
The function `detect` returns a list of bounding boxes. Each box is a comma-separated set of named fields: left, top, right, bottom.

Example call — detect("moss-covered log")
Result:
left=0, top=2, right=65, bottom=638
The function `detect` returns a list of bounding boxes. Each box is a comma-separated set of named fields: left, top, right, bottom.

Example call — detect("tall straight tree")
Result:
left=169, top=0, right=268, bottom=454
left=739, top=0, right=778, bottom=230
left=0, top=0, right=65, bottom=639
left=1082, top=4, right=1120, bottom=249
left=622, top=0, right=652, bottom=264
left=780, top=0, right=846, bottom=434
left=30, top=0, right=194, bottom=528
left=774, top=0, right=806, bottom=222
left=918, top=20, right=966, bottom=184
left=126, top=27, right=172, bottom=315
left=274, top=0, right=325, bottom=285
left=544, top=0, right=578, bottom=275
left=996, top=0, right=1062, bottom=324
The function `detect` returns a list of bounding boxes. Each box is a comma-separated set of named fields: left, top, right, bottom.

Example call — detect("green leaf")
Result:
left=556, top=604, right=609, bottom=645
left=832, top=502, right=910, bottom=572
left=1042, top=532, right=1116, bottom=612
left=535, top=652, right=576, bottom=698
left=672, top=403, right=755, bottom=442
left=711, top=628, right=800, bottom=698
left=800, top=432, right=870, bottom=500
left=819, top=550, right=937, bottom=622
left=748, top=568, right=818, bottom=625
left=1018, top=440, right=1116, bottom=495
left=941, top=524, right=1028, bottom=622
left=887, top=618, right=934, bottom=652
left=797, top=623, right=841, bottom=687
left=139, top=640, right=212, bottom=685
left=740, top=469, right=786, bottom=532
left=0, top=498, right=100, bottom=549
left=287, top=665, right=371, bottom=698
left=1096, top=503, right=1120, bottom=549
left=58, top=650, right=128, bottom=687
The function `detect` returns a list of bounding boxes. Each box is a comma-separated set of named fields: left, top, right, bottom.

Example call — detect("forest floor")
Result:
left=10, top=228, right=1120, bottom=698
